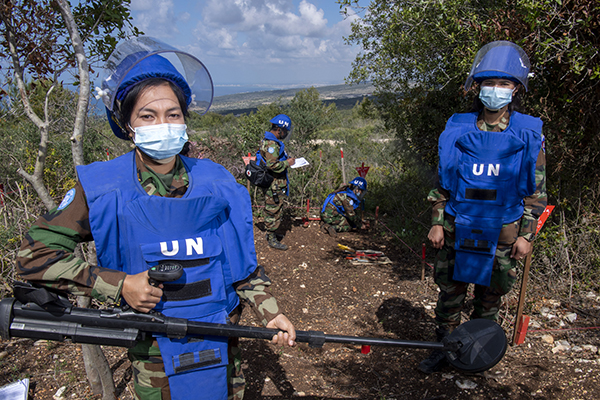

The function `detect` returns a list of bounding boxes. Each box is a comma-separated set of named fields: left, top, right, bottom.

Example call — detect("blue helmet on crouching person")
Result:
left=96, top=36, right=214, bottom=139
left=350, top=177, right=367, bottom=200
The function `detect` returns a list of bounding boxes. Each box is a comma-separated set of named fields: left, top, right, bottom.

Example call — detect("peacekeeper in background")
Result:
left=320, top=177, right=368, bottom=237
left=256, top=114, right=295, bottom=251
left=420, top=41, right=546, bottom=374
left=16, top=36, right=295, bottom=400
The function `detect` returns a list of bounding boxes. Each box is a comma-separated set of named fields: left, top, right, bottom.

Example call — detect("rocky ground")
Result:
left=2, top=215, right=600, bottom=399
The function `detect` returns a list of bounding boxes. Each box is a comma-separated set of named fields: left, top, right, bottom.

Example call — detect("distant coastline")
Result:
left=209, top=82, right=375, bottom=115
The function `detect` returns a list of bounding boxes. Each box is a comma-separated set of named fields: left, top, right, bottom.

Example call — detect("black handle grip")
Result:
left=148, top=262, right=183, bottom=286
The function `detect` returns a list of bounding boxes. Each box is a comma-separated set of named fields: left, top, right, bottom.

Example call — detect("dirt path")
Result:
left=1, top=219, right=600, bottom=399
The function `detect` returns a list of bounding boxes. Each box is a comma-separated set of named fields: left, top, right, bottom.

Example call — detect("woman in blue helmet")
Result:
left=420, top=41, right=547, bottom=373
left=17, top=36, right=296, bottom=400
left=320, top=177, right=368, bottom=236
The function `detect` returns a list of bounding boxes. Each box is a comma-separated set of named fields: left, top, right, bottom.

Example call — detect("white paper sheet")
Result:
left=290, top=157, right=309, bottom=168
left=0, top=379, right=29, bottom=400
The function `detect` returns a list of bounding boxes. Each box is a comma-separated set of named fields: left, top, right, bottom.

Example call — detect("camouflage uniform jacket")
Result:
left=260, top=136, right=291, bottom=194
left=322, top=185, right=362, bottom=227
left=17, top=151, right=282, bottom=325
left=428, top=113, right=547, bottom=244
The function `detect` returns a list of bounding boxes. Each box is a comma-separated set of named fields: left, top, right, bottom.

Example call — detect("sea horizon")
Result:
left=213, top=82, right=349, bottom=97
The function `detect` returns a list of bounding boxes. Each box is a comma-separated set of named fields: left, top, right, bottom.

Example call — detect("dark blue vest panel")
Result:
left=437, top=112, right=542, bottom=286
left=321, top=189, right=360, bottom=216
left=77, top=151, right=258, bottom=400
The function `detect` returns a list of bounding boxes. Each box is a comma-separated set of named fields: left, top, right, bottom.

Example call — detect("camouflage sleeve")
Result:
left=234, top=264, right=282, bottom=326
left=260, top=140, right=289, bottom=174
left=427, top=187, right=450, bottom=226
left=16, top=181, right=126, bottom=304
left=334, top=193, right=360, bottom=227
left=519, top=146, right=547, bottom=240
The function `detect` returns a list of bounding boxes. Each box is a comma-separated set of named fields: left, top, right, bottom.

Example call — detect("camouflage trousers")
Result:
left=433, top=238, right=517, bottom=331
left=262, top=182, right=286, bottom=232
left=320, top=207, right=352, bottom=232
left=128, top=337, right=245, bottom=400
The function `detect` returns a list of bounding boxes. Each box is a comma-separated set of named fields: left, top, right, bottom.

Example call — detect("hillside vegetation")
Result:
left=1, top=83, right=598, bottom=303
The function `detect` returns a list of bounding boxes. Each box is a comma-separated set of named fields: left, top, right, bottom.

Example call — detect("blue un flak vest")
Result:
left=256, top=131, right=290, bottom=195
left=321, top=189, right=360, bottom=217
left=438, top=112, right=542, bottom=286
left=77, top=151, right=257, bottom=400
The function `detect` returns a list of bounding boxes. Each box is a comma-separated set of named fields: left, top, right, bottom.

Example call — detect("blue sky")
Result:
left=128, top=0, right=362, bottom=96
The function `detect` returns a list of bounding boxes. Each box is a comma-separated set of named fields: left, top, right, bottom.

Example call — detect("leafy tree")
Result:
left=0, top=79, right=81, bottom=195
left=235, top=102, right=285, bottom=153
left=1, top=0, right=139, bottom=209
left=287, top=87, right=338, bottom=145
left=340, top=0, right=600, bottom=190
left=339, top=0, right=500, bottom=162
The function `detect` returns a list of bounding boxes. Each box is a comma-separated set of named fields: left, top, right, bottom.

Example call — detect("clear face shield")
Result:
left=280, top=126, right=293, bottom=143
left=464, top=41, right=530, bottom=92
left=353, top=187, right=366, bottom=201
left=99, top=36, right=214, bottom=116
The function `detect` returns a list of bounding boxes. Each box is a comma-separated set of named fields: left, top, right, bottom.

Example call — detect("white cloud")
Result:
left=195, top=0, right=344, bottom=60
left=130, top=0, right=153, bottom=11
left=207, top=0, right=327, bottom=36
left=270, top=0, right=328, bottom=37
left=130, top=0, right=361, bottom=86
left=130, top=0, right=185, bottom=38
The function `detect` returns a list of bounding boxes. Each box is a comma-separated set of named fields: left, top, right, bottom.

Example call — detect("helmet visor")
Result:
left=280, top=127, right=292, bottom=143
left=354, top=188, right=366, bottom=201
left=464, top=41, right=530, bottom=91
left=100, top=36, right=213, bottom=115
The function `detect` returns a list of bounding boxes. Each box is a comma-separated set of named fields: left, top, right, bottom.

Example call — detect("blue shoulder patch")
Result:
left=57, top=188, right=76, bottom=210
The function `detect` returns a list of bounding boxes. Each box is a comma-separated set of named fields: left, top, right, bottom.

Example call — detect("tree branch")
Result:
left=57, top=0, right=88, bottom=169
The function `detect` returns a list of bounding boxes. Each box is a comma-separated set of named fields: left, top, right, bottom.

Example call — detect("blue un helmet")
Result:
left=270, top=114, right=292, bottom=130
left=97, top=36, right=214, bottom=139
left=464, top=41, right=531, bottom=92
left=350, top=177, right=367, bottom=201
left=350, top=177, right=367, bottom=191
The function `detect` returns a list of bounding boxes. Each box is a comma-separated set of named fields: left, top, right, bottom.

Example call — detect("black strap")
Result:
left=162, top=279, right=212, bottom=302
left=460, top=239, right=491, bottom=252
left=465, top=188, right=497, bottom=201
left=174, top=349, right=222, bottom=373
left=12, top=281, right=71, bottom=309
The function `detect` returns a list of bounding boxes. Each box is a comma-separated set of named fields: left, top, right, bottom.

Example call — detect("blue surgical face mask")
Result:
left=133, top=123, right=188, bottom=161
left=479, top=86, right=515, bottom=111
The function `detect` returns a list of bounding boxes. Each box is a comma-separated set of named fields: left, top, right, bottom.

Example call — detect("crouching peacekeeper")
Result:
left=16, top=36, right=296, bottom=400
left=320, top=177, right=368, bottom=237
left=420, top=41, right=546, bottom=374
left=256, top=115, right=296, bottom=250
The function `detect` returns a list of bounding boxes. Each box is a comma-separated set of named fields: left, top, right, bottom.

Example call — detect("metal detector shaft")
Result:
left=185, top=321, right=448, bottom=351
left=0, top=298, right=450, bottom=351
left=1, top=284, right=508, bottom=373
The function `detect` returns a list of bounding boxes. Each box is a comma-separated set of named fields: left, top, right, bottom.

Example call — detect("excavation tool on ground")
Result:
left=1, top=264, right=507, bottom=373
left=337, top=244, right=392, bottom=265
